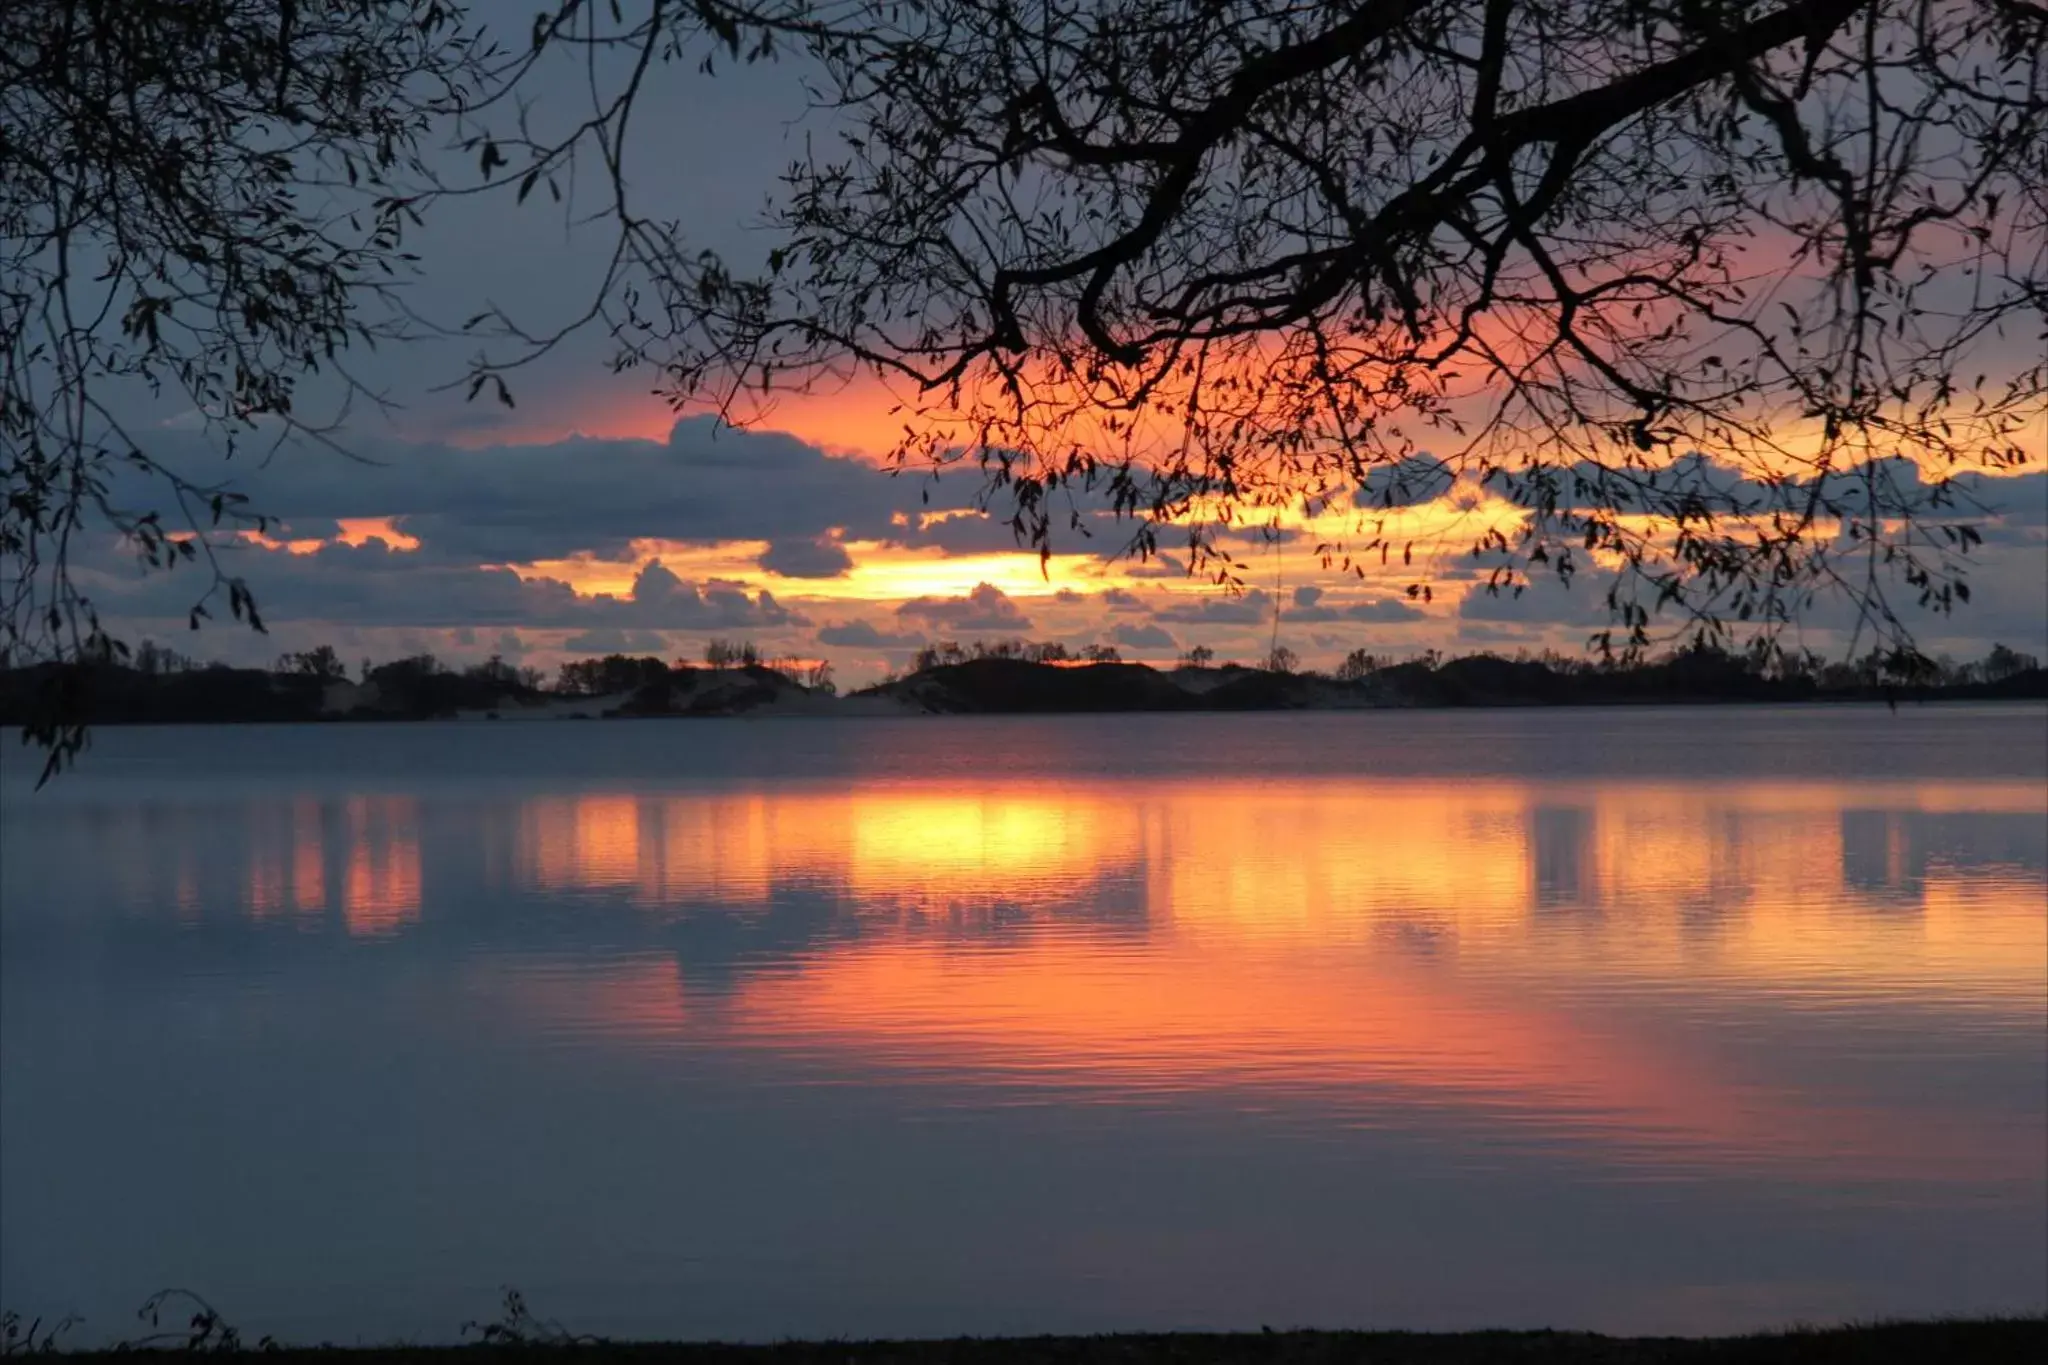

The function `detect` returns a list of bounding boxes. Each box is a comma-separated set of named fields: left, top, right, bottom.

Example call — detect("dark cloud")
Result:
left=1347, top=598, right=1427, bottom=623
left=1437, top=517, right=2048, bottom=650
left=895, top=582, right=1033, bottom=632
left=1487, top=452, right=1766, bottom=514
left=1488, top=453, right=2033, bottom=531
left=1291, top=610, right=1336, bottom=624
left=816, top=620, right=925, bottom=649
left=1154, top=588, right=1273, bottom=624
left=273, top=517, right=347, bottom=543
left=1356, top=456, right=1457, bottom=510
left=622, top=562, right=801, bottom=630
left=1484, top=450, right=2001, bottom=523
left=1285, top=590, right=1426, bottom=623
left=113, top=413, right=1215, bottom=577
left=1457, top=623, right=1537, bottom=646
left=117, top=417, right=1001, bottom=570
left=78, top=541, right=798, bottom=632
left=759, top=535, right=854, bottom=578
left=908, top=510, right=1041, bottom=556
left=1277, top=593, right=1425, bottom=626
left=1946, top=471, right=2048, bottom=533
left=1810, top=456, right=1925, bottom=510
left=73, top=408, right=2045, bottom=663
left=1456, top=576, right=1612, bottom=627
left=1310, top=593, right=1425, bottom=622
left=1772, top=536, right=2048, bottom=651
left=1123, top=554, right=1188, bottom=580
left=490, top=630, right=531, bottom=659
left=562, top=628, right=672, bottom=655
left=629, top=560, right=687, bottom=606
left=1111, top=621, right=1177, bottom=649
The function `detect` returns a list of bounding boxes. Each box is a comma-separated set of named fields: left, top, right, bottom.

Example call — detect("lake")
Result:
left=2, top=706, right=2044, bottom=1345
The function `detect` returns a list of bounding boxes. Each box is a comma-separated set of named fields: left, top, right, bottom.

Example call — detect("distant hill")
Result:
left=873, top=658, right=1196, bottom=713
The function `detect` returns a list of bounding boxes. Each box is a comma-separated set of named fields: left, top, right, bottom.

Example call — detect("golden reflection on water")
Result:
left=291, top=797, right=327, bottom=915
left=213, top=776, right=2046, bottom=1178
left=230, top=779, right=2048, bottom=977
left=491, top=779, right=2046, bottom=993
left=340, top=795, right=421, bottom=937
left=285, top=777, right=2048, bottom=984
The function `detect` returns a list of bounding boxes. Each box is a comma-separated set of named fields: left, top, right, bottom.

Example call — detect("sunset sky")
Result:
left=76, top=34, right=2048, bottom=685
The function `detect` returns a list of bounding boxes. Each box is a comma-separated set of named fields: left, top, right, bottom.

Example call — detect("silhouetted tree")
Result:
left=703, top=638, right=762, bottom=669
left=359, top=652, right=447, bottom=714
left=463, top=654, right=522, bottom=689
left=581, top=1, right=2042, bottom=660
left=912, top=640, right=970, bottom=671
left=556, top=654, right=669, bottom=696
left=15, top=1, right=2044, bottom=780
left=1334, top=649, right=1384, bottom=683
left=770, top=657, right=836, bottom=692
left=1178, top=645, right=1215, bottom=669
left=2, top=0, right=512, bottom=773
left=367, top=653, right=443, bottom=684
left=275, top=645, right=347, bottom=682
left=1984, top=642, right=2042, bottom=681
left=907, top=636, right=1131, bottom=670
left=133, top=639, right=194, bottom=676
left=1263, top=645, right=1300, bottom=675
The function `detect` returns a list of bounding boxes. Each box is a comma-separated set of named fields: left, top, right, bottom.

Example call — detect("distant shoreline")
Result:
left=3, top=652, right=2042, bottom=729
left=7, top=689, right=2047, bottom=734
left=34, top=1320, right=2048, bottom=1363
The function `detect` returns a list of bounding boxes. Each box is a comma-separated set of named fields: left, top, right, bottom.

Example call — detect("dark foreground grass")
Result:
left=37, top=1321, right=2048, bottom=1365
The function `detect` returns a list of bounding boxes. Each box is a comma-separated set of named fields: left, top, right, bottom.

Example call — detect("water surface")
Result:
left=3, top=707, right=2044, bottom=1342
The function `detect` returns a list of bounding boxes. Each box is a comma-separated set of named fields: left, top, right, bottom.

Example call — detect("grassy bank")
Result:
left=27, top=1321, right=2046, bottom=1365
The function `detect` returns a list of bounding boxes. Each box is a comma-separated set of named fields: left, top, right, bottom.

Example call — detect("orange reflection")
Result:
left=499, top=778, right=2048, bottom=996
left=489, top=776, right=2045, bottom=1182
left=218, top=771, right=2045, bottom=1182
left=341, top=796, right=422, bottom=937
left=719, top=938, right=2037, bottom=1180
left=291, top=798, right=327, bottom=914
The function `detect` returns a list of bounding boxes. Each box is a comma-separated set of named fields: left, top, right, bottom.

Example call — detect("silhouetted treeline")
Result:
left=863, top=640, right=2048, bottom=714
left=0, top=638, right=833, bottom=727
left=0, top=638, right=2040, bottom=729
left=0, top=651, right=546, bottom=727
left=909, top=638, right=1125, bottom=670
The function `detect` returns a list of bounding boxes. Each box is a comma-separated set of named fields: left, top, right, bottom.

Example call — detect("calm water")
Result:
left=2, top=707, right=2044, bottom=1344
